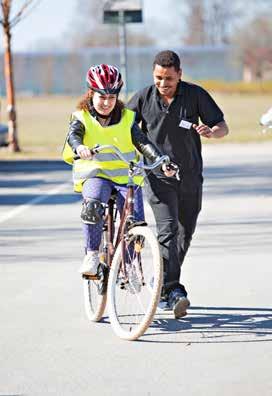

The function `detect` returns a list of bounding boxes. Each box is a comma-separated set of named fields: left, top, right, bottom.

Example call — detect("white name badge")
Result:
left=179, top=119, right=192, bottom=129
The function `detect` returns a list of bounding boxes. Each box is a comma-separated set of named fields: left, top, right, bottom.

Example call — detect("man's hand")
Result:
left=76, top=145, right=93, bottom=159
left=162, top=162, right=179, bottom=178
left=193, top=121, right=229, bottom=139
left=192, top=123, right=213, bottom=138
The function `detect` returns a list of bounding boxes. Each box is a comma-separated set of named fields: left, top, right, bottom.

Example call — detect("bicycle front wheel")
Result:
left=108, top=225, right=162, bottom=340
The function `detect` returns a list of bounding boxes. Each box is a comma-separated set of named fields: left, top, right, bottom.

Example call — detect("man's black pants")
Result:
left=145, top=174, right=202, bottom=295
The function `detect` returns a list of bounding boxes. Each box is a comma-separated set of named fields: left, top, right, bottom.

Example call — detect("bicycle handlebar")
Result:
left=75, top=144, right=171, bottom=171
left=74, top=144, right=180, bottom=180
left=97, top=144, right=171, bottom=170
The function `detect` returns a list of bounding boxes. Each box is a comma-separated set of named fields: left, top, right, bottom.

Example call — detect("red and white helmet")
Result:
left=86, top=64, right=123, bottom=94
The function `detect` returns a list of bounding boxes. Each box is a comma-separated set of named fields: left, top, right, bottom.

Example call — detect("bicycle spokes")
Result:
left=117, top=235, right=145, bottom=293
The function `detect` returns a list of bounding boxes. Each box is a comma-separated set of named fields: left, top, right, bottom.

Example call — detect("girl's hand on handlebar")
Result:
left=76, top=145, right=93, bottom=160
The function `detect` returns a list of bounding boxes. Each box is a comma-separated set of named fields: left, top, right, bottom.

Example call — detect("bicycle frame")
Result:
left=84, top=165, right=139, bottom=283
left=104, top=162, right=137, bottom=274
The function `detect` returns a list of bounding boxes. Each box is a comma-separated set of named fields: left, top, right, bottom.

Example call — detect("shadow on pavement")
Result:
left=204, top=162, right=272, bottom=197
left=0, top=160, right=78, bottom=206
left=1, top=160, right=272, bottom=204
left=0, top=179, right=61, bottom=188
left=0, top=160, right=70, bottom=173
left=143, top=306, right=272, bottom=344
left=0, top=193, right=81, bottom=205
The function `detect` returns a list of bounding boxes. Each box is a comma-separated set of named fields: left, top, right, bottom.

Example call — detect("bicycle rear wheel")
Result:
left=83, top=232, right=108, bottom=322
left=83, top=269, right=107, bottom=322
left=108, top=225, right=162, bottom=340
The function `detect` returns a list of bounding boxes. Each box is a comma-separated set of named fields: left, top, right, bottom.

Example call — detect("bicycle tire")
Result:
left=83, top=275, right=107, bottom=322
left=83, top=232, right=108, bottom=322
left=108, top=225, right=162, bottom=340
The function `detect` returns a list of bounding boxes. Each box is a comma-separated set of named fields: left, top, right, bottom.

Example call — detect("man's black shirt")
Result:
left=127, top=80, right=224, bottom=185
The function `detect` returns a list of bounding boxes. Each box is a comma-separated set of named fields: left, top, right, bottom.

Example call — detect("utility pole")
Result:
left=103, top=0, right=143, bottom=101
left=118, top=10, right=128, bottom=99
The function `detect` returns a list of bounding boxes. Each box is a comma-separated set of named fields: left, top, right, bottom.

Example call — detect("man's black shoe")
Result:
left=168, top=288, right=190, bottom=319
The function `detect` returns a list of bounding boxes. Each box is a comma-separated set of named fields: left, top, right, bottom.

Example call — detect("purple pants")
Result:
left=82, top=177, right=145, bottom=251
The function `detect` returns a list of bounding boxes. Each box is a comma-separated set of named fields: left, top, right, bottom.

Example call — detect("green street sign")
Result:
left=103, top=1, right=142, bottom=24
left=104, top=9, right=142, bottom=23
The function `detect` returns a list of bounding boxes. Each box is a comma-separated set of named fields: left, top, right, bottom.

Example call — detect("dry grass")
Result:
left=212, top=92, right=272, bottom=144
left=0, top=93, right=271, bottom=160
left=0, top=95, right=78, bottom=159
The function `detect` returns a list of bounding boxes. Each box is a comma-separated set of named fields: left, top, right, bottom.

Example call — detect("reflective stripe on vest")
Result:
left=94, top=150, right=136, bottom=162
left=75, top=167, right=134, bottom=179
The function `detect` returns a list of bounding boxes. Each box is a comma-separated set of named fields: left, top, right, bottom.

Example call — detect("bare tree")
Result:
left=184, top=0, right=242, bottom=46
left=0, top=0, right=41, bottom=152
left=183, top=0, right=272, bottom=47
left=233, top=16, right=272, bottom=81
left=205, top=1, right=238, bottom=45
left=184, top=0, right=206, bottom=45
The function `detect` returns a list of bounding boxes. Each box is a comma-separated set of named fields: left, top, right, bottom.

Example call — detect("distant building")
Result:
left=0, top=45, right=242, bottom=95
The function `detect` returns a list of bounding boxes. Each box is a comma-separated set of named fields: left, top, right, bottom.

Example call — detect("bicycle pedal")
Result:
left=82, top=273, right=100, bottom=280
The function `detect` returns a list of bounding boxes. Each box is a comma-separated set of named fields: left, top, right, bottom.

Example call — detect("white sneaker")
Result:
left=79, top=251, right=100, bottom=275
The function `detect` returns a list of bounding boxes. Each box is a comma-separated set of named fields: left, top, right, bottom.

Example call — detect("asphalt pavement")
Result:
left=0, top=143, right=272, bottom=396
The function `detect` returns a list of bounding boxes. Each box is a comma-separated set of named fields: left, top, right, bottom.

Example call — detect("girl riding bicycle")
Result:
left=62, top=64, right=175, bottom=276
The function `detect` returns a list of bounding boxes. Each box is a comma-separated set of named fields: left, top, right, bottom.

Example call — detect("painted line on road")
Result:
left=0, top=181, right=71, bottom=224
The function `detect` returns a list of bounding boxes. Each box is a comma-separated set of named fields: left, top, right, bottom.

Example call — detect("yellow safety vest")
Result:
left=62, top=108, right=143, bottom=192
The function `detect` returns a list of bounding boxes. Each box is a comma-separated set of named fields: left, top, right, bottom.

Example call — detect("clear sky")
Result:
left=0, top=0, right=78, bottom=52
left=0, top=0, right=182, bottom=52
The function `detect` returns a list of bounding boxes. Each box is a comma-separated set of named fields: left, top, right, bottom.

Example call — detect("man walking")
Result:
left=127, top=50, right=229, bottom=318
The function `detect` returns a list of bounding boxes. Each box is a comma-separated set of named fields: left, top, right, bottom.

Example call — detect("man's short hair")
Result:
left=153, top=50, right=181, bottom=72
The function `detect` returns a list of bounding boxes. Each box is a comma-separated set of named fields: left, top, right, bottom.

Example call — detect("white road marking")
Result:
left=0, top=181, right=70, bottom=224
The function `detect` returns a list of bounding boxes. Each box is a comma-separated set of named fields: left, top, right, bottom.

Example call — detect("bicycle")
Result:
left=80, top=144, right=171, bottom=340
left=260, top=107, right=272, bottom=134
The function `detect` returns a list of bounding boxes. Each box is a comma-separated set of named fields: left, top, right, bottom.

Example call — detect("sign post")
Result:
left=103, top=1, right=143, bottom=99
